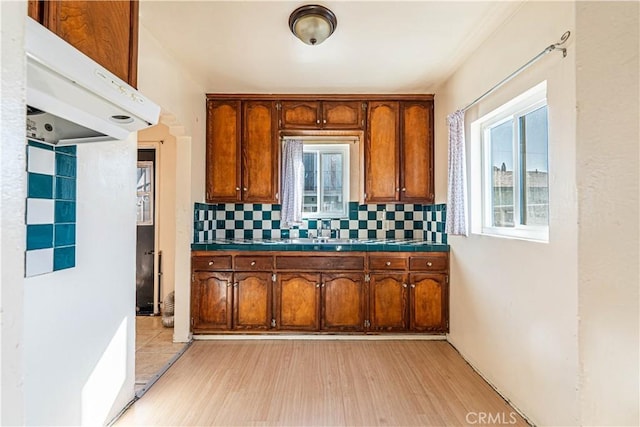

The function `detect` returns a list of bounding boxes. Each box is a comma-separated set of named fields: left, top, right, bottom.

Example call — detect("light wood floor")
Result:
left=117, top=340, right=528, bottom=426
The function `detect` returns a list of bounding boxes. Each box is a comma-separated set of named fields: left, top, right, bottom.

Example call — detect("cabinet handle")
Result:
left=385, top=261, right=391, bottom=266
left=316, top=119, right=320, bottom=124
left=410, top=284, right=416, bottom=288
left=427, top=261, right=433, bottom=267
left=323, top=119, right=327, bottom=124
left=401, top=188, right=406, bottom=192
left=321, top=283, right=325, bottom=288
left=243, top=187, right=248, bottom=191
left=316, top=283, right=321, bottom=288
left=235, top=187, right=240, bottom=191
left=208, top=261, right=214, bottom=266
left=227, top=282, right=233, bottom=287
left=402, top=283, right=408, bottom=288
left=396, top=187, right=400, bottom=192
left=251, top=261, right=256, bottom=266
left=233, top=282, right=238, bottom=288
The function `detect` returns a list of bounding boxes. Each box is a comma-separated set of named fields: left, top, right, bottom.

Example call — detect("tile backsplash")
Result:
left=25, top=139, right=76, bottom=277
left=194, top=202, right=447, bottom=244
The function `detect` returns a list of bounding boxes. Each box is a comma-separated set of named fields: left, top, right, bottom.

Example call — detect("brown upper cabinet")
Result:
left=28, top=0, right=139, bottom=87
left=365, top=100, right=434, bottom=204
left=279, top=100, right=365, bottom=130
left=206, top=99, right=279, bottom=203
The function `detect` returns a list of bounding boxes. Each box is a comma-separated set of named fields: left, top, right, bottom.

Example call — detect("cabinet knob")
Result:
left=235, top=187, right=240, bottom=191
left=396, top=188, right=400, bottom=192
left=402, top=283, right=408, bottom=288
left=401, top=188, right=406, bottom=192
left=243, top=187, right=248, bottom=191
left=251, top=261, right=256, bottom=266
left=410, top=284, right=416, bottom=288
left=316, top=119, right=320, bottom=124
left=323, top=119, right=327, bottom=124
left=427, top=261, right=433, bottom=267
left=316, top=283, right=321, bottom=288
left=385, top=261, right=391, bottom=266
left=208, top=261, right=214, bottom=266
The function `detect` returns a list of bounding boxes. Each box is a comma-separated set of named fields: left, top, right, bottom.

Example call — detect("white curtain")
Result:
left=281, top=139, right=304, bottom=228
left=446, top=110, right=468, bottom=236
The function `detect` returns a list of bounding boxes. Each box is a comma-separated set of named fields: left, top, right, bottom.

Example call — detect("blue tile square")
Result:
left=394, top=221, right=404, bottom=229
left=28, top=139, right=54, bottom=150
left=281, top=229, right=290, bottom=238
left=262, top=211, right=272, bottom=220
left=27, top=224, right=54, bottom=250
left=234, top=204, right=244, bottom=211
left=404, top=212, right=414, bottom=220
left=234, top=220, right=243, bottom=229
left=225, top=211, right=234, bottom=220
left=367, top=230, right=377, bottom=238
left=307, top=220, right=317, bottom=230
left=55, top=177, right=76, bottom=200
left=262, top=230, right=272, bottom=239
left=253, top=220, right=262, bottom=229
left=358, top=204, right=367, bottom=211
left=272, top=220, right=281, bottom=228
left=358, top=220, right=367, bottom=229
left=54, top=224, right=75, bottom=246
left=53, top=246, right=75, bottom=270
left=349, top=230, right=358, bottom=238
left=395, top=204, right=404, bottom=211
left=55, top=153, right=76, bottom=178
left=340, top=220, right=349, bottom=229
left=272, top=205, right=281, bottom=212
left=216, top=220, right=225, bottom=229
left=349, top=209, right=358, bottom=220
left=195, top=221, right=204, bottom=231
left=28, top=173, right=54, bottom=199
left=243, top=230, right=253, bottom=239
left=244, top=211, right=253, bottom=220
left=413, top=221, right=423, bottom=229
left=55, top=145, right=76, bottom=155
left=404, top=230, right=413, bottom=238
left=253, top=204, right=263, bottom=211
left=367, top=211, right=377, bottom=220
left=437, top=222, right=446, bottom=232
left=299, top=229, right=308, bottom=238
left=225, top=230, right=234, bottom=239
left=55, top=201, right=76, bottom=223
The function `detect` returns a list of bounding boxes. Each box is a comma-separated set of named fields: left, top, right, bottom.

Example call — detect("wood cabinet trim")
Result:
left=207, top=94, right=434, bottom=101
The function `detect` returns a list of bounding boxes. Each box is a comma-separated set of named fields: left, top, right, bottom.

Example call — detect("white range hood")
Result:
left=25, top=17, right=160, bottom=145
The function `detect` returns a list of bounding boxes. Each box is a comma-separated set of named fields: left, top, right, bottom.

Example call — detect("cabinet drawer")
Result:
left=234, top=255, right=273, bottom=271
left=369, top=256, right=407, bottom=270
left=276, top=256, right=364, bottom=271
left=409, top=254, right=448, bottom=272
left=192, top=255, right=232, bottom=271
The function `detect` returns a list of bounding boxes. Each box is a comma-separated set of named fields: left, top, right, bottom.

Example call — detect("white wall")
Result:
left=575, top=2, right=639, bottom=424
left=137, top=23, right=206, bottom=342
left=23, top=137, right=137, bottom=426
left=0, top=1, right=27, bottom=424
left=435, top=2, right=580, bottom=425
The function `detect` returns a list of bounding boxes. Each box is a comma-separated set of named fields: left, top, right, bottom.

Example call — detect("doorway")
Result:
left=136, top=149, right=156, bottom=315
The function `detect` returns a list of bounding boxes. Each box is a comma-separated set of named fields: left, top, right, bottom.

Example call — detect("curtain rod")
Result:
left=461, top=31, right=571, bottom=113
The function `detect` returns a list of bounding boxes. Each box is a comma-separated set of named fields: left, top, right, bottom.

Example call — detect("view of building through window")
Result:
left=302, top=144, right=349, bottom=218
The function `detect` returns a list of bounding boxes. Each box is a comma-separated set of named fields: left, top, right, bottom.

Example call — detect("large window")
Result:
left=302, top=144, right=349, bottom=218
left=472, top=82, right=549, bottom=241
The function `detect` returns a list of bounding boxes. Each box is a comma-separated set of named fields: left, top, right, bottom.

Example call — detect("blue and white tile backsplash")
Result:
left=194, top=202, right=447, bottom=244
left=25, top=140, right=76, bottom=277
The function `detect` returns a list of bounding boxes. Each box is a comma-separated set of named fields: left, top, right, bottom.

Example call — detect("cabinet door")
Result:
left=369, top=273, right=408, bottom=331
left=409, top=273, right=448, bottom=332
left=401, top=102, right=434, bottom=203
left=322, top=101, right=364, bottom=129
left=280, top=101, right=321, bottom=129
left=36, top=1, right=139, bottom=87
left=275, top=273, right=320, bottom=331
left=191, top=271, right=232, bottom=331
left=233, top=272, right=272, bottom=330
left=365, top=101, right=400, bottom=203
left=206, top=100, right=241, bottom=202
left=321, top=273, right=365, bottom=332
left=243, top=101, right=279, bottom=203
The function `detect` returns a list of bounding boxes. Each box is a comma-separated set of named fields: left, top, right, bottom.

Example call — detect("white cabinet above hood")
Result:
left=25, top=17, right=160, bottom=145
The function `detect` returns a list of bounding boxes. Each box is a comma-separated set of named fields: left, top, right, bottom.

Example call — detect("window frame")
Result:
left=301, top=143, right=350, bottom=219
left=472, top=82, right=549, bottom=242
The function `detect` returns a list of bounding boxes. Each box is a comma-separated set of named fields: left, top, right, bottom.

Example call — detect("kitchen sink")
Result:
left=284, top=237, right=360, bottom=244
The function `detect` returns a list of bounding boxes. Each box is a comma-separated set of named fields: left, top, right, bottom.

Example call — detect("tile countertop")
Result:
left=191, top=238, right=449, bottom=252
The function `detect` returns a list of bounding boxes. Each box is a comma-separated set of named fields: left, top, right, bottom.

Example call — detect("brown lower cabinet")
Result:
left=191, top=251, right=448, bottom=334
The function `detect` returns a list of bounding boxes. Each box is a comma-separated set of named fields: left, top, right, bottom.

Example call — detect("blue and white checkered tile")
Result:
left=25, top=140, right=77, bottom=277
left=193, top=201, right=448, bottom=244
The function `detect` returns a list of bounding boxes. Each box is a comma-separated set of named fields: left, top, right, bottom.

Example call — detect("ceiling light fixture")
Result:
left=289, top=4, right=337, bottom=46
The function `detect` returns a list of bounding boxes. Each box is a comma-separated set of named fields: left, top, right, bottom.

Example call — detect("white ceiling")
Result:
left=139, top=1, right=522, bottom=94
